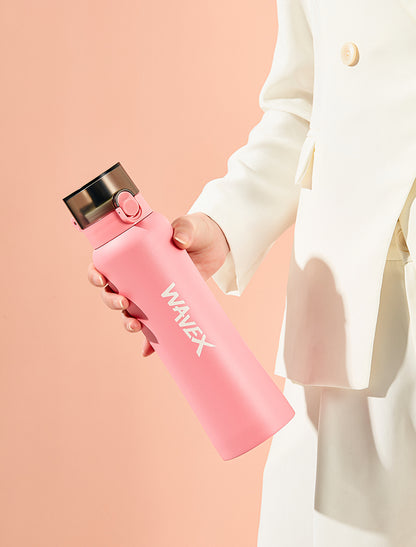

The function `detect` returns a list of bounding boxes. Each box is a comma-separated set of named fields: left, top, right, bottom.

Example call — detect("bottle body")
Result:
left=92, top=210, right=295, bottom=460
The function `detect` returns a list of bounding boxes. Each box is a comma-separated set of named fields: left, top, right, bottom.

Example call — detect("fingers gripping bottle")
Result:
left=63, top=162, right=295, bottom=460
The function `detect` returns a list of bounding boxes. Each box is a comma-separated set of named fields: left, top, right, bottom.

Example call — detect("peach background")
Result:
left=0, top=0, right=295, bottom=545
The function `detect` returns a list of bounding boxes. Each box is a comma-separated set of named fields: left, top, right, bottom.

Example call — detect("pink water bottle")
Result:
left=63, top=162, right=294, bottom=460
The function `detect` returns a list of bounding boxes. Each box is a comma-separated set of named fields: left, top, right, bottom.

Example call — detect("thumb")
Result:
left=171, top=213, right=210, bottom=251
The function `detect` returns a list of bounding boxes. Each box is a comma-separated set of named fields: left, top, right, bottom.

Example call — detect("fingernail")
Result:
left=119, top=298, right=127, bottom=308
left=94, top=273, right=105, bottom=285
left=128, top=322, right=136, bottom=332
left=174, top=232, right=189, bottom=245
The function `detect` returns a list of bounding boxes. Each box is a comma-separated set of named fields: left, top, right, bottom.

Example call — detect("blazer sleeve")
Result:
left=186, top=0, right=314, bottom=296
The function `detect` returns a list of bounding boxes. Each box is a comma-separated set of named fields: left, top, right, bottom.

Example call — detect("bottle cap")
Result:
left=63, top=162, right=139, bottom=229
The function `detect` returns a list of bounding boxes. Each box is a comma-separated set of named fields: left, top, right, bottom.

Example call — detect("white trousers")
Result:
left=257, top=180, right=416, bottom=547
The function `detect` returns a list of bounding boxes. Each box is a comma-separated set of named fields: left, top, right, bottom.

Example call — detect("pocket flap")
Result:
left=294, top=133, right=316, bottom=189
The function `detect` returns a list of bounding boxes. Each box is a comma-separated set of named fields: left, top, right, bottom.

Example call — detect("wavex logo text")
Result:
left=161, top=282, right=215, bottom=357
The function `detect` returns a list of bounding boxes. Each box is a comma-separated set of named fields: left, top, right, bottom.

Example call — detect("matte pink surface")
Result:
left=0, top=0, right=294, bottom=545
left=87, top=204, right=294, bottom=459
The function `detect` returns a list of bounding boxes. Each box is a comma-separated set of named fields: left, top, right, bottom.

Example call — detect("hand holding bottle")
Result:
left=87, top=212, right=231, bottom=356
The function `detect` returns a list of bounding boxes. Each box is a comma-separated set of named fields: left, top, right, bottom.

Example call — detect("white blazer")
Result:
left=187, top=0, right=416, bottom=390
